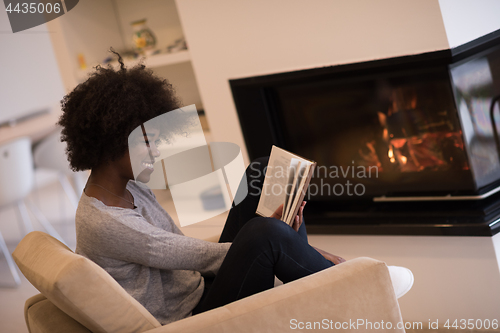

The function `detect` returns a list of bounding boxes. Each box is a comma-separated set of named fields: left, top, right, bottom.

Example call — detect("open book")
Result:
left=256, top=146, right=316, bottom=225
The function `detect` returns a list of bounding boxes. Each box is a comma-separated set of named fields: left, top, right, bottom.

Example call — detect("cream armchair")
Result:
left=14, top=231, right=408, bottom=333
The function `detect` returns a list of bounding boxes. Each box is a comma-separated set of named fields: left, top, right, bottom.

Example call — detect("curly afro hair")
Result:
left=58, top=51, right=184, bottom=171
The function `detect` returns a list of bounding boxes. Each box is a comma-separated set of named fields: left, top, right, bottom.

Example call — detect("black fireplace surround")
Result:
left=230, top=30, right=500, bottom=236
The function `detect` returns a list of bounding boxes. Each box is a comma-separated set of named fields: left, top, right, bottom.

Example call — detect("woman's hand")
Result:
left=270, top=201, right=307, bottom=233
left=270, top=204, right=284, bottom=220
left=270, top=203, right=344, bottom=264
left=291, top=201, right=306, bottom=232
left=313, top=246, right=346, bottom=265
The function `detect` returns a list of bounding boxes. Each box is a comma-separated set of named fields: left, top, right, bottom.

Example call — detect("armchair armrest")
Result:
left=148, top=257, right=404, bottom=333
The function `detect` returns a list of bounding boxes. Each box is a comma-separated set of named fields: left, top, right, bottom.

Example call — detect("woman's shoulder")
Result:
left=76, top=189, right=143, bottom=226
left=76, top=188, right=161, bottom=251
left=127, top=181, right=180, bottom=231
left=77, top=181, right=178, bottom=234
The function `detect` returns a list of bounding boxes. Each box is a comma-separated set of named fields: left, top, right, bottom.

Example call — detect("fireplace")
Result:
left=230, top=30, right=500, bottom=236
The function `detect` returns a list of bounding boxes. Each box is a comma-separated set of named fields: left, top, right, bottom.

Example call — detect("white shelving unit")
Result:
left=138, top=49, right=191, bottom=68
left=49, top=0, right=203, bottom=110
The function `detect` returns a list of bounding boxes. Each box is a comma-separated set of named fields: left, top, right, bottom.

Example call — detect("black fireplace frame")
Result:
left=230, top=29, right=500, bottom=236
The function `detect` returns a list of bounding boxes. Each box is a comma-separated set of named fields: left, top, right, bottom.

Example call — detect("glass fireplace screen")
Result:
left=273, top=67, right=475, bottom=199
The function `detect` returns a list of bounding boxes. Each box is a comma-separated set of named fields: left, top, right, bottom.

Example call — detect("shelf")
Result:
left=133, top=49, right=191, bottom=68
left=77, top=50, right=191, bottom=82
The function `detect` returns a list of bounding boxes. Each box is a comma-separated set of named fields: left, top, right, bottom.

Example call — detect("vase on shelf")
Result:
left=131, top=19, right=156, bottom=55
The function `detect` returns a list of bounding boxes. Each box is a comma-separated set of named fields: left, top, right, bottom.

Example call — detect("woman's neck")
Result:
left=85, top=164, right=134, bottom=208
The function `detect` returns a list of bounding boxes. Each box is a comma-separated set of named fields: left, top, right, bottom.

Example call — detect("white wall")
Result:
left=176, top=0, right=449, bottom=164
left=0, top=9, right=65, bottom=124
left=439, top=0, right=500, bottom=48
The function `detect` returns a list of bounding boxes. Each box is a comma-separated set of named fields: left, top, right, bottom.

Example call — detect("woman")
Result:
left=59, top=53, right=345, bottom=325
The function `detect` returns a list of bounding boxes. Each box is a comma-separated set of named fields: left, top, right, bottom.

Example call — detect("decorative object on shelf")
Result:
left=131, top=19, right=157, bottom=55
left=77, top=53, right=87, bottom=70
left=167, top=37, right=187, bottom=53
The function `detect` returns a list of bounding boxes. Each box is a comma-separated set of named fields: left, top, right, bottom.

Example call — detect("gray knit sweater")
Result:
left=75, top=181, right=231, bottom=325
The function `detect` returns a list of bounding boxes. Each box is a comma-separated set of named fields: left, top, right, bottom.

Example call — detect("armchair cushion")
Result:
left=13, top=231, right=161, bottom=333
left=25, top=294, right=91, bottom=333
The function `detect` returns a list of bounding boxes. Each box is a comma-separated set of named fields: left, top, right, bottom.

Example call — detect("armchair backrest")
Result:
left=13, top=231, right=161, bottom=333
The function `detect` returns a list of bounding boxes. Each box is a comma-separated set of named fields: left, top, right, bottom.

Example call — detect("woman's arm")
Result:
left=311, top=246, right=346, bottom=265
left=78, top=210, right=230, bottom=276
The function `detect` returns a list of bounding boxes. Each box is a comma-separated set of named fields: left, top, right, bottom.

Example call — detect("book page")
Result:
left=285, top=163, right=311, bottom=225
left=256, top=146, right=296, bottom=217
left=256, top=146, right=315, bottom=219
left=283, top=159, right=302, bottom=223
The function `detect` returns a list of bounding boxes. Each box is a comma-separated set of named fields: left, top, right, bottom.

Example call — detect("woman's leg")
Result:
left=219, top=157, right=307, bottom=243
left=193, top=216, right=333, bottom=314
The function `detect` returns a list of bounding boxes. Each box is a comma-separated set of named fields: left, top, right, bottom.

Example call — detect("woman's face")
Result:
left=128, top=127, right=161, bottom=183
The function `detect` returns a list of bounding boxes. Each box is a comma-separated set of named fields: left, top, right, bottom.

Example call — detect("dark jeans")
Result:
left=192, top=157, right=334, bottom=314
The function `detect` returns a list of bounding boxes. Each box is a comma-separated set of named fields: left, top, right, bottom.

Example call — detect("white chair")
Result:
left=33, top=128, right=86, bottom=209
left=0, top=137, right=65, bottom=287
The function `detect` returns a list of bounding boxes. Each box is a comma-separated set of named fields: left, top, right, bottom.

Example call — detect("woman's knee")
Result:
left=249, top=156, right=269, bottom=169
left=247, top=157, right=269, bottom=179
left=245, top=157, right=269, bottom=198
left=232, top=157, right=269, bottom=204
left=243, top=216, right=294, bottom=242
